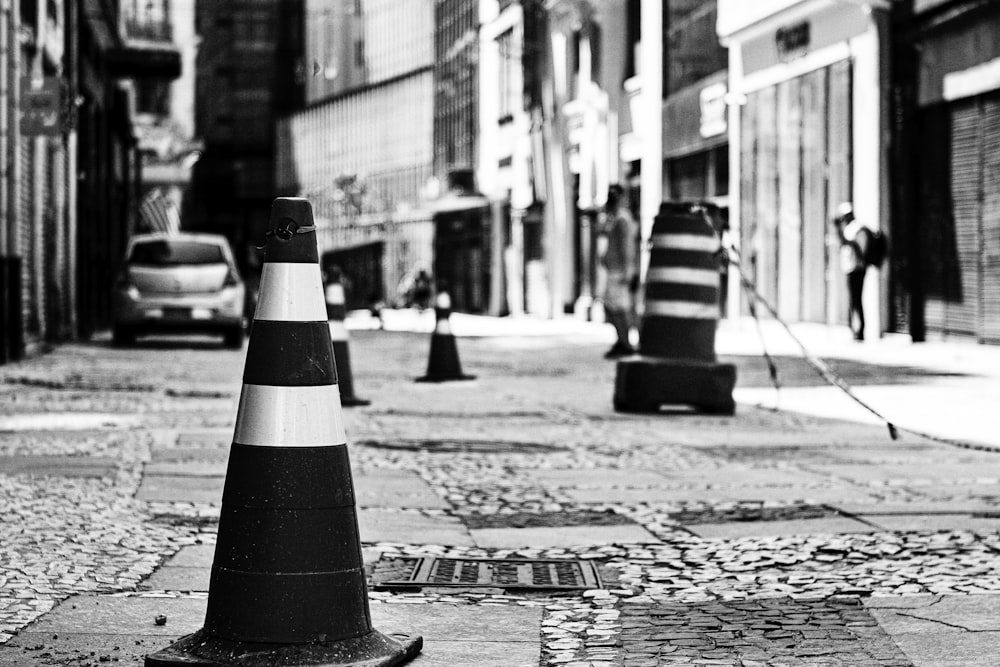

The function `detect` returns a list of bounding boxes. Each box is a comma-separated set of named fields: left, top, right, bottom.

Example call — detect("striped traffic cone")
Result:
left=145, top=198, right=421, bottom=666
left=325, top=267, right=370, bottom=407
left=415, top=291, right=475, bottom=382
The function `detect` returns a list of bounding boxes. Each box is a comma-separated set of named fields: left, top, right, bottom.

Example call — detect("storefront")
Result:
left=718, top=0, right=890, bottom=335
left=909, top=5, right=1000, bottom=343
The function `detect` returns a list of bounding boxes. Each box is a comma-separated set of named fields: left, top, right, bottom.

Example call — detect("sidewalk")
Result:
left=0, top=317, right=999, bottom=665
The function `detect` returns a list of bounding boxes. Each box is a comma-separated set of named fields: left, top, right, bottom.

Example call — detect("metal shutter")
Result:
left=982, top=93, right=1000, bottom=343
left=826, top=60, right=852, bottom=326
left=800, top=66, right=828, bottom=323
left=739, top=91, right=757, bottom=317
left=947, top=99, right=981, bottom=336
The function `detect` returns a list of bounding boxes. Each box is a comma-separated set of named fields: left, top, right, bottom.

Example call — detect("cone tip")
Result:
left=263, top=197, right=319, bottom=264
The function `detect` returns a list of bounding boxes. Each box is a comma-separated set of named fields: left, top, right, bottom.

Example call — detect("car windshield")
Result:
left=129, top=240, right=225, bottom=266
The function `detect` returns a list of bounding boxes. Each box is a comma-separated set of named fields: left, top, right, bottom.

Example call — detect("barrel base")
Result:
left=613, top=355, right=736, bottom=415
left=145, top=628, right=422, bottom=667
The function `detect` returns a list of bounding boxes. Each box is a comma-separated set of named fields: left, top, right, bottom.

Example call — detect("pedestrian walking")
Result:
left=833, top=202, right=872, bottom=341
left=599, top=184, right=641, bottom=358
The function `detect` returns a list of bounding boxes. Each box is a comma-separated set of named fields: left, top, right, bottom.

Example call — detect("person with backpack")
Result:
left=832, top=202, right=887, bottom=341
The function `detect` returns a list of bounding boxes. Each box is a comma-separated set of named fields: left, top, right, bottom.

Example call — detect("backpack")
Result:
left=863, top=228, right=888, bottom=267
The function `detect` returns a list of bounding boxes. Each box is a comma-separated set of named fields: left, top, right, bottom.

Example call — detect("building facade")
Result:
left=894, top=0, right=1000, bottom=343
left=275, top=0, right=435, bottom=309
left=718, top=0, right=891, bottom=338
left=0, top=0, right=177, bottom=363
left=190, top=0, right=305, bottom=280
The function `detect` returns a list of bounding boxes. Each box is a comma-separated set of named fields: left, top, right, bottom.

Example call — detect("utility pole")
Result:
left=638, top=0, right=662, bottom=285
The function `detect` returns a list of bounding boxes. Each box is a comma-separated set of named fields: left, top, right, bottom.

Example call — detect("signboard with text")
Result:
left=21, top=77, right=63, bottom=136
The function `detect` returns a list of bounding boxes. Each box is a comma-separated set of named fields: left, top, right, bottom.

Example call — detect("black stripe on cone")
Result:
left=145, top=198, right=421, bottom=667
left=415, top=295, right=474, bottom=383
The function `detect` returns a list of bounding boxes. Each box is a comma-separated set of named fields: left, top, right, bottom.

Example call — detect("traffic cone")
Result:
left=325, top=267, right=370, bottom=407
left=145, top=198, right=421, bottom=666
left=415, top=291, right=475, bottom=382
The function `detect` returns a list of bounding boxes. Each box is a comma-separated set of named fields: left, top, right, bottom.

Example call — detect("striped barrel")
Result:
left=639, top=202, right=723, bottom=361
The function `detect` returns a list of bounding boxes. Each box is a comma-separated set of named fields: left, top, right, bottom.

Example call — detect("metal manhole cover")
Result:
left=356, top=438, right=569, bottom=454
left=372, top=556, right=603, bottom=591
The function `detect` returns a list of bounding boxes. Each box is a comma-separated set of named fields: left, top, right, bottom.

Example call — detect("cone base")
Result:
left=415, top=373, right=476, bottom=383
left=145, top=629, right=422, bottom=667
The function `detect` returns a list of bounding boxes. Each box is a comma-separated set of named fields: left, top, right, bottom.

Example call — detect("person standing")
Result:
left=833, top=202, right=870, bottom=341
left=598, top=184, right=641, bottom=358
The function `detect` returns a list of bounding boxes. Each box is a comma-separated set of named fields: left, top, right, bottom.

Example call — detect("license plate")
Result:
left=163, top=307, right=190, bottom=319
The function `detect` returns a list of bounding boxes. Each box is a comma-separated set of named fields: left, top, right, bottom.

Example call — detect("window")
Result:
left=129, top=241, right=225, bottom=266
left=498, top=28, right=516, bottom=123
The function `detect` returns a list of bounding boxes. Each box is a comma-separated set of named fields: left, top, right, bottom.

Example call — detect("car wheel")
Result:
left=112, top=325, right=135, bottom=347
left=223, top=326, right=245, bottom=349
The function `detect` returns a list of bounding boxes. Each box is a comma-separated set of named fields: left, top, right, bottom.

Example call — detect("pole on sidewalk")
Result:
left=145, top=198, right=421, bottom=667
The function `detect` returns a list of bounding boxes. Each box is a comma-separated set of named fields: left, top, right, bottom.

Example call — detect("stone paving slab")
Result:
left=140, top=566, right=209, bottom=592
left=358, top=509, right=475, bottom=546
left=0, top=455, right=116, bottom=478
left=160, top=544, right=214, bottom=568
left=865, top=594, right=1000, bottom=633
left=143, top=461, right=228, bottom=476
left=866, top=595, right=1000, bottom=667
left=809, top=462, right=1000, bottom=485
left=618, top=595, right=910, bottom=666
left=354, top=470, right=451, bottom=510
left=149, top=447, right=230, bottom=463
left=520, top=468, right=671, bottom=488
left=469, top=524, right=659, bottom=548
left=886, top=631, right=1000, bottom=667
left=864, top=513, right=1000, bottom=533
left=564, top=484, right=878, bottom=505
left=685, top=516, right=877, bottom=539
left=833, top=500, right=1000, bottom=515
left=0, top=595, right=541, bottom=667
left=174, top=430, right=232, bottom=447
left=135, top=474, right=224, bottom=504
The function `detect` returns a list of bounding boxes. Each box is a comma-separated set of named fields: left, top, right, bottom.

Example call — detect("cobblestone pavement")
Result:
left=1, top=325, right=1000, bottom=665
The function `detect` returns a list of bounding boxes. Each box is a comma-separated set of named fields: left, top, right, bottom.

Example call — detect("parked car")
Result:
left=111, top=233, right=246, bottom=348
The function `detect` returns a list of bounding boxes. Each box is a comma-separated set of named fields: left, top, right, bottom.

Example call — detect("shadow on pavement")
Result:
left=728, top=354, right=969, bottom=388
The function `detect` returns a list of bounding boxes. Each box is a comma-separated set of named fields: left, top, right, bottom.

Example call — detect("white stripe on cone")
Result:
left=644, top=300, right=720, bottom=320
left=434, top=317, right=452, bottom=335
left=650, top=233, right=720, bottom=253
left=255, top=263, right=328, bottom=322
left=328, top=320, right=349, bottom=341
left=325, top=283, right=346, bottom=307
left=646, top=266, right=721, bottom=287
left=234, top=384, right=347, bottom=447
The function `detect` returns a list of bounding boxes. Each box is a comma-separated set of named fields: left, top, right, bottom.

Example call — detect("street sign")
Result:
left=21, top=77, right=63, bottom=136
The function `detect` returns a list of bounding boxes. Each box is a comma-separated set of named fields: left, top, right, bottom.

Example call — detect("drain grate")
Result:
left=372, top=556, right=603, bottom=591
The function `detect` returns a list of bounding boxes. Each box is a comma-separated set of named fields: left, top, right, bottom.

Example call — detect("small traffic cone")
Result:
left=325, top=267, right=370, bottom=407
left=145, top=198, right=421, bottom=666
left=415, top=291, right=475, bottom=382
